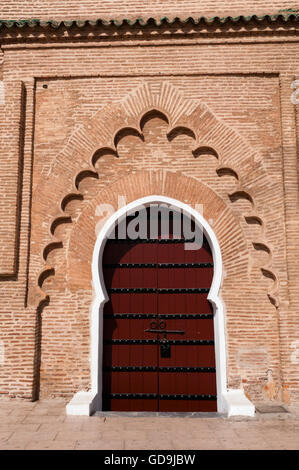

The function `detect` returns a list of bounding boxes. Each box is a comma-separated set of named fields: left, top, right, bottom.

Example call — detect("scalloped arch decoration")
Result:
left=32, top=81, right=280, bottom=309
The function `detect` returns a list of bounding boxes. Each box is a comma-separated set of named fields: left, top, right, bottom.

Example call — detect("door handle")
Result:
left=145, top=329, right=184, bottom=334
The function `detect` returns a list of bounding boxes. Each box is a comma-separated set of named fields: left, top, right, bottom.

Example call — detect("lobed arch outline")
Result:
left=35, top=82, right=280, bottom=311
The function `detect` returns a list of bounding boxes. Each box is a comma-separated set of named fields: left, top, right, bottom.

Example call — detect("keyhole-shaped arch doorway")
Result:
left=93, top=195, right=226, bottom=413
left=66, top=195, right=255, bottom=416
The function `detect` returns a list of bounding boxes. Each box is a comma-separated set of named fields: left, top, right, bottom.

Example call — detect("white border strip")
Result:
left=66, top=195, right=254, bottom=417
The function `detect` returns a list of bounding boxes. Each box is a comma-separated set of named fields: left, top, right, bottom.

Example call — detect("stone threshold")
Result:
left=94, top=411, right=226, bottom=418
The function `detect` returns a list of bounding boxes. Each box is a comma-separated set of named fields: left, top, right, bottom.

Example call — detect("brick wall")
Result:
left=0, top=80, right=25, bottom=277
left=0, top=1, right=298, bottom=19
left=0, top=9, right=299, bottom=407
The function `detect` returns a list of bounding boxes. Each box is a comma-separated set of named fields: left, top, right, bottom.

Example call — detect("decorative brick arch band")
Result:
left=32, top=81, right=279, bottom=310
left=66, top=170, right=249, bottom=293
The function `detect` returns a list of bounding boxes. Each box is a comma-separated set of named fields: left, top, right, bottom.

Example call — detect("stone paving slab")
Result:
left=0, top=399, right=298, bottom=450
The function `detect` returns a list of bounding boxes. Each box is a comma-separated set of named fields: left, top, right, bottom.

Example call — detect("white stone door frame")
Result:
left=66, top=195, right=255, bottom=417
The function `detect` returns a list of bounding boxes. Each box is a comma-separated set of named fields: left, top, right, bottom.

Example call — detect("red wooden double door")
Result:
left=102, top=208, right=217, bottom=412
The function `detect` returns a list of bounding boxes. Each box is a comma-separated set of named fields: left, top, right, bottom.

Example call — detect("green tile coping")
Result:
left=0, top=10, right=299, bottom=31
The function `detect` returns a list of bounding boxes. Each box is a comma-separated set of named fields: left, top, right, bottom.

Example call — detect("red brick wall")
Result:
left=0, top=81, right=25, bottom=276
left=0, top=1, right=298, bottom=19
left=0, top=10, right=299, bottom=407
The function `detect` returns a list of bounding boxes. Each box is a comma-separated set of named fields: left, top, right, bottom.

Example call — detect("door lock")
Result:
left=160, top=338, right=171, bottom=358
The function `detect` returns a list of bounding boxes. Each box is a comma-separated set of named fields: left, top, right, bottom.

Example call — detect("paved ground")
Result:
left=0, top=399, right=299, bottom=450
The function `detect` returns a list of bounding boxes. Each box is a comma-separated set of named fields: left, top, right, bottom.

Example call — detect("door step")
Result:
left=94, top=411, right=224, bottom=418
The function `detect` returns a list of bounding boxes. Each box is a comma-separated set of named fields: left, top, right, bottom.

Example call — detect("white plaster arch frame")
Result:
left=66, top=195, right=255, bottom=417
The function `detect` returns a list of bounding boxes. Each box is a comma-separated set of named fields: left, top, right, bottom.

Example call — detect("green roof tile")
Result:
left=0, top=10, right=299, bottom=31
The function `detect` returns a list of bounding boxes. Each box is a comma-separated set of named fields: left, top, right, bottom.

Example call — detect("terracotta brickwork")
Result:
left=0, top=1, right=298, bottom=19
left=0, top=4, right=299, bottom=408
left=0, top=80, right=24, bottom=276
